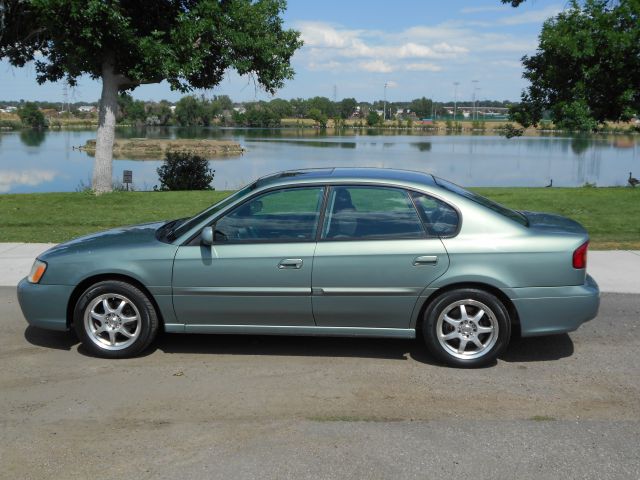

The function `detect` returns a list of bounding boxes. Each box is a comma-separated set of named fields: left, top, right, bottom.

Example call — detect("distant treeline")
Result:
left=1, top=95, right=515, bottom=128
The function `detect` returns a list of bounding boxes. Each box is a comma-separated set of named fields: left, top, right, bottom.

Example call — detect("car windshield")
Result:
left=434, top=176, right=529, bottom=227
left=168, top=183, right=257, bottom=240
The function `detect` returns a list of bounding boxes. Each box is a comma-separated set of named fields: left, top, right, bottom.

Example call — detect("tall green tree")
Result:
left=507, top=0, right=639, bottom=130
left=17, top=102, right=46, bottom=128
left=338, top=98, right=357, bottom=119
left=0, top=0, right=301, bottom=193
left=409, top=97, right=433, bottom=119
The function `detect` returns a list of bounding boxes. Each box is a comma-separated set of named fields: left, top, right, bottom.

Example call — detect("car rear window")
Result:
left=434, top=177, right=529, bottom=227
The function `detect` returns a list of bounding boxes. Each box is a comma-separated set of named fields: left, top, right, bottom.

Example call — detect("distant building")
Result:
left=0, top=106, right=17, bottom=113
left=77, top=105, right=96, bottom=113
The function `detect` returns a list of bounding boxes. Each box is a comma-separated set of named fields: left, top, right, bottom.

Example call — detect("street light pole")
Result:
left=383, top=82, right=389, bottom=122
left=453, top=81, right=459, bottom=121
left=472, top=80, right=479, bottom=120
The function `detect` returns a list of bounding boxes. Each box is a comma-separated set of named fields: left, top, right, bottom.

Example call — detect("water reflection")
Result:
left=0, top=169, right=56, bottom=193
left=0, top=128, right=638, bottom=193
left=570, top=136, right=590, bottom=155
left=249, top=138, right=357, bottom=149
left=19, top=129, right=46, bottom=147
left=411, top=142, right=432, bottom=152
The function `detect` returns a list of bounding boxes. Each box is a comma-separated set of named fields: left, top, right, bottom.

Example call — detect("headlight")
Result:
left=27, top=259, right=47, bottom=284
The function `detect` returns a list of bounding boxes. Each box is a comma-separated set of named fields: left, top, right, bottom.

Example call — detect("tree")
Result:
left=366, top=110, right=381, bottom=127
left=156, top=151, right=215, bottom=190
left=307, top=107, right=327, bottom=128
left=174, top=96, right=207, bottom=126
left=409, top=97, right=433, bottom=119
left=268, top=98, right=293, bottom=118
left=507, top=0, right=639, bottom=130
left=0, top=0, right=301, bottom=193
left=17, top=102, right=46, bottom=128
left=338, top=98, right=357, bottom=119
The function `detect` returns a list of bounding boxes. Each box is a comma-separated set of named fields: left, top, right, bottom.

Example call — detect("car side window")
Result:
left=410, top=192, right=460, bottom=237
left=321, top=186, right=425, bottom=240
left=214, top=187, right=324, bottom=243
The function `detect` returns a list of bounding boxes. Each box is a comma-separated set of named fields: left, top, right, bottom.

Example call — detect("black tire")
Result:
left=74, top=280, right=159, bottom=358
left=422, top=288, right=511, bottom=368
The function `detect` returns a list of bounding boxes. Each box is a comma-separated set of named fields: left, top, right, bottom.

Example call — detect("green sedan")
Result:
left=18, top=168, right=599, bottom=367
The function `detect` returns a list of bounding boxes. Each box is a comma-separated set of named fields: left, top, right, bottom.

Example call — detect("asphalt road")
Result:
left=1, top=287, right=639, bottom=479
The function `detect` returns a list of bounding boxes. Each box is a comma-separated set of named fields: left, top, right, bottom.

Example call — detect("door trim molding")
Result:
left=173, top=286, right=310, bottom=296
left=177, top=324, right=416, bottom=338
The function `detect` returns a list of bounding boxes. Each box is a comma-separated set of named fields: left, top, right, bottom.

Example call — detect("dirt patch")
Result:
left=82, top=138, right=244, bottom=159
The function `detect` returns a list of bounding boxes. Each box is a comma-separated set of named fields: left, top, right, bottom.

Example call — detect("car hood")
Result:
left=39, top=221, right=168, bottom=260
left=520, top=211, right=587, bottom=235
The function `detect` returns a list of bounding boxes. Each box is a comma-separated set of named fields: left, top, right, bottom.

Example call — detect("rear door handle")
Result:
left=278, top=258, right=303, bottom=269
left=413, top=255, right=438, bottom=266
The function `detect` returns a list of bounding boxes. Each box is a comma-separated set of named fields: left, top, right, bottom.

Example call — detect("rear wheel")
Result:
left=422, top=289, right=511, bottom=368
left=74, top=280, right=159, bottom=358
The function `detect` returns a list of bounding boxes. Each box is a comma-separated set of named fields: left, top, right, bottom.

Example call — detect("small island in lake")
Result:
left=82, top=138, right=244, bottom=159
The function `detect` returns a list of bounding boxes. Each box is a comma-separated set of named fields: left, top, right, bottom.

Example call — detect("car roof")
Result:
left=256, top=167, right=437, bottom=189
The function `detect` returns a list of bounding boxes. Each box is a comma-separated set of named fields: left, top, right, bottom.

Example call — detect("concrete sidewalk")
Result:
left=1, top=243, right=638, bottom=293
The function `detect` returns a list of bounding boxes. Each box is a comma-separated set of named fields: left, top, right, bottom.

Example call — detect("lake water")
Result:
left=1, top=127, right=638, bottom=193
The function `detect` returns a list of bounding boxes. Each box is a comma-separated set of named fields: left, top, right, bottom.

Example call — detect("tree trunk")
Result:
left=92, top=60, right=120, bottom=194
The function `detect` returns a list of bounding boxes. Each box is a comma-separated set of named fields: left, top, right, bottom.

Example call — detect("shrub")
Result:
left=17, top=102, right=47, bottom=128
left=156, top=151, right=215, bottom=191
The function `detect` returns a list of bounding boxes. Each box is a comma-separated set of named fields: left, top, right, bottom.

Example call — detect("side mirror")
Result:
left=201, top=226, right=214, bottom=245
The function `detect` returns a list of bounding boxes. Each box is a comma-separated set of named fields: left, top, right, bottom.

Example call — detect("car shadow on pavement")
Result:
left=156, top=333, right=449, bottom=366
left=22, top=327, right=574, bottom=366
left=24, top=325, right=78, bottom=351
left=501, top=334, right=574, bottom=363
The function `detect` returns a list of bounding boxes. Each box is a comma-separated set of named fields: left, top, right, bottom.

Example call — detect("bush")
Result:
left=366, top=110, right=380, bottom=126
left=17, top=102, right=47, bottom=128
left=156, top=151, right=215, bottom=191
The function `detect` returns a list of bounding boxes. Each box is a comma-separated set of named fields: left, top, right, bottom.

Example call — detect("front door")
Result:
left=312, top=185, right=451, bottom=329
left=173, top=186, right=325, bottom=327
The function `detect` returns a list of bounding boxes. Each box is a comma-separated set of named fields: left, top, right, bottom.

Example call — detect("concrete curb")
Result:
left=1, top=243, right=638, bottom=293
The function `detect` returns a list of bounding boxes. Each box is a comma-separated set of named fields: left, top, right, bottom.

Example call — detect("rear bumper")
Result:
left=509, top=275, right=600, bottom=337
left=17, top=278, right=73, bottom=331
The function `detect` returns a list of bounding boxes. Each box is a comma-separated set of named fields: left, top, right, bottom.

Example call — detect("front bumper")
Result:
left=17, top=277, right=74, bottom=331
left=509, top=274, right=600, bottom=337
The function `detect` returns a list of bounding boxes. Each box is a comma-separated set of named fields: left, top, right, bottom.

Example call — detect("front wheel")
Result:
left=422, top=289, right=511, bottom=368
left=74, top=280, right=159, bottom=358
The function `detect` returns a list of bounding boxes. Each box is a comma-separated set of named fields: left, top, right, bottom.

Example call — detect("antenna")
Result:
left=333, top=84, right=337, bottom=103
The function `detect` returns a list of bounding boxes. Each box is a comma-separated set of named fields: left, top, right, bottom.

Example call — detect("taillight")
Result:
left=573, top=241, right=589, bottom=269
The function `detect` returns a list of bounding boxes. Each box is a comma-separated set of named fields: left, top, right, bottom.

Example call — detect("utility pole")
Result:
left=62, top=81, right=69, bottom=114
left=471, top=80, right=479, bottom=120
left=453, top=81, right=459, bottom=121
left=383, top=82, right=389, bottom=121
left=333, top=84, right=337, bottom=103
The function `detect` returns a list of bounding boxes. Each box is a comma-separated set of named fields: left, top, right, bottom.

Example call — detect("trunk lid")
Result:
left=520, top=211, right=588, bottom=235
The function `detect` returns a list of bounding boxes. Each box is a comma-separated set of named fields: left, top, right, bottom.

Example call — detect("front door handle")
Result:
left=278, top=258, right=303, bottom=269
left=413, top=255, right=438, bottom=266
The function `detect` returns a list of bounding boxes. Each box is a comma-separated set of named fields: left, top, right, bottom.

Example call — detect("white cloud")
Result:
left=405, top=63, right=443, bottom=72
left=308, top=60, right=343, bottom=71
left=359, top=60, right=393, bottom=73
left=498, top=5, right=563, bottom=25
left=0, top=170, right=56, bottom=193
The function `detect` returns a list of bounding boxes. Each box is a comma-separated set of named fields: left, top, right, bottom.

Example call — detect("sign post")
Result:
left=123, top=170, right=133, bottom=191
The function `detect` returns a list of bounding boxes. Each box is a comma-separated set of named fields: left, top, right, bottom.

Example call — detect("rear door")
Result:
left=311, top=185, right=450, bottom=329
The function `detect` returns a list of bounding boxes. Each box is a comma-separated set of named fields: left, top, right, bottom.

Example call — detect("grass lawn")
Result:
left=0, top=188, right=638, bottom=249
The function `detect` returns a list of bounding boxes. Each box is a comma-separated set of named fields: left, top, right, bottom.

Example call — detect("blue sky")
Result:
left=0, top=0, right=563, bottom=104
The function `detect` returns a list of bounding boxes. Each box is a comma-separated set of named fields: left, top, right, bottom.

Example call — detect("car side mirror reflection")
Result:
left=201, top=226, right=214, bottom=245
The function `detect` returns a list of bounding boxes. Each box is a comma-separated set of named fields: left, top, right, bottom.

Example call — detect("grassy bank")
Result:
left=0, top=188, right=638, bottom=248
